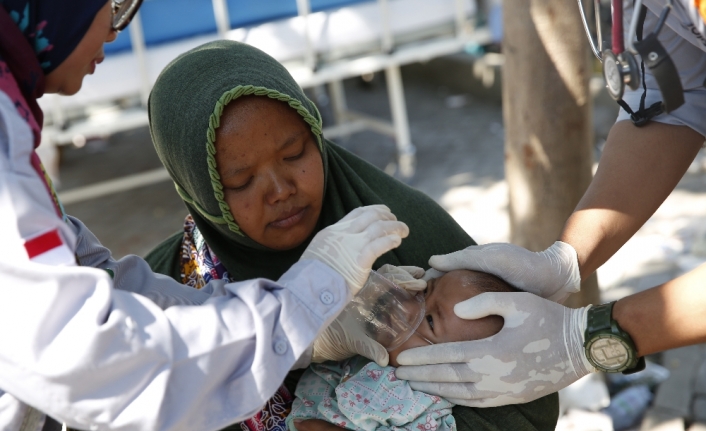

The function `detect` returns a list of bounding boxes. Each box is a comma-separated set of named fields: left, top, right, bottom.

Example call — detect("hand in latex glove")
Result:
left=312, top=310, right=389, bottom=366
left=394, top=292, right=595, bottom=407
left=377, top=264, right=427, bottom=292
left=301, top=205, right=409, bottom=295
left=422, top=268, right=445, bottom=282
left=429, top=241, right=581, bottom=303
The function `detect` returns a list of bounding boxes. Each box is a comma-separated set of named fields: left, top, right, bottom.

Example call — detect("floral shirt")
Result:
left=179, top=214, right=293, bottom=431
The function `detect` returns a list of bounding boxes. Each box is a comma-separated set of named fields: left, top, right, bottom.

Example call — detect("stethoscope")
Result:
left=577, top=0, right=684, bottom=120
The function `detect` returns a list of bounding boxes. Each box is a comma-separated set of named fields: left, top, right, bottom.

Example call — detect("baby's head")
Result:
left=388, top=269, right=519, bottom=367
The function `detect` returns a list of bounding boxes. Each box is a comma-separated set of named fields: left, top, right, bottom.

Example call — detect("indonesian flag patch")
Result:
left=24, top=229, right=76, bottom=266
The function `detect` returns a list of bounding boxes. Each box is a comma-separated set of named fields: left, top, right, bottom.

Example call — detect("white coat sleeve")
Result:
left=67, top=215, right=215, bottom=309
left=0, top=91, right=349, bottom=431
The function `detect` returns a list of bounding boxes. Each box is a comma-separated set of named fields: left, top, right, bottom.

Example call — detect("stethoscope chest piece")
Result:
left=602, top=49, right=641, bottom=100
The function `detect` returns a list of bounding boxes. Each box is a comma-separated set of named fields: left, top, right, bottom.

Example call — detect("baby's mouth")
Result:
left=269, top=206, right=307, bottom=229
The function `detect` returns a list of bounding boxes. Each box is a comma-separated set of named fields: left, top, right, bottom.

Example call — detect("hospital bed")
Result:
left=41, top=0, right=492, bottom=202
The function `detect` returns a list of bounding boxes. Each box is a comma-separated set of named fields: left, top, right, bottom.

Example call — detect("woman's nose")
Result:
left=106, top=29, right=118, bottom=43
left=266, top=172, right=296, bottom=204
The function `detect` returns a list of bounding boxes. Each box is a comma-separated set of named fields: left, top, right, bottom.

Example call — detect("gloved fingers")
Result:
left=453, top=291, right=534, bottom=320
left=407, top=381, right=484, bottom=400
left=428, top=243, right=511, bottom=273
left=376, top=265, right=427, bottom=291
left=422, top=268, right=445, bottom=282
left=329, top=205, right=396, bottom=234
left=397, top=266, right=425, bottom=279
left=445, top=396, right=506, bottom=408
left=345, top=205, right=396, bottom=230
left=356, top=338, right=390, bottom=367
left=395, top=363, right=481, bottom=383
left=395, top=340, right=483, bottom=366
left=362, top=235, right=404, bottom=263
left=395, top=279, right=427, bottom=292
left=363, top=220, right=410, bottom=240
left=338, top=205, right=392, bottom=224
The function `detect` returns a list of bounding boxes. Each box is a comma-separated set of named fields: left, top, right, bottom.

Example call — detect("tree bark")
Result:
left=502, top=0, right=599, bottom=306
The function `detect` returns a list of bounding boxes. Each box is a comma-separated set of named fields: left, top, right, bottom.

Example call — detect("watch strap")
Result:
left=586, top=302, right=614, bottom=333
left=623, top=356, right=646, bottom=375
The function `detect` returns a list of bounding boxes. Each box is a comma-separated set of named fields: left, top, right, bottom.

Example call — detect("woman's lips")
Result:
left=270, top=207, right=307, bottom=229
left=89, top=56, right=104, bottom=75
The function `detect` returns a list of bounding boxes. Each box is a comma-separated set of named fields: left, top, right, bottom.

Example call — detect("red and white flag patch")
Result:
left=24, top=229, right=76, bottom=266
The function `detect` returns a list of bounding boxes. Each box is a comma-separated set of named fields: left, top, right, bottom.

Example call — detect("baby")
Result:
left=287, top=269, right=519, bottom=431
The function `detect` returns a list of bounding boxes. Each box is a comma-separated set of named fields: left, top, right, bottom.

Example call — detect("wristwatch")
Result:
left=584, top=302, right=645, bottom=374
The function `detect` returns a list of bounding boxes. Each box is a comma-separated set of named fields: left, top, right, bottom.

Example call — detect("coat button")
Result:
left=274, top=339, right=288, bottom=355
left=320, top=290, right=334, bottom=305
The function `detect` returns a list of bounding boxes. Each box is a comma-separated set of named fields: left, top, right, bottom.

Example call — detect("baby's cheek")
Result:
left=485, top=315, right=504, bottom=337
left=388, top=334, right=433, bottom=367
left=454, top=315, right=504, bottom=342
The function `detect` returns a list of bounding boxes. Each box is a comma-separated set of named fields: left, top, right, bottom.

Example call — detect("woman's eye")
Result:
left=231, top=178, right=252, bottom=191
left=285, top=145, right=306, bottom=161
left=426, top=315, right=434, bottom=331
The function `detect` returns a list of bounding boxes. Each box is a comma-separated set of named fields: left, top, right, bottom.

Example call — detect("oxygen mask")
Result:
left=339, top=269, right=433, bottom=352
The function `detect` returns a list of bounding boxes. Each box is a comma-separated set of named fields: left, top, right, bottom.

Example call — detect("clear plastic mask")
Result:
left=339, top=269, right=432, bottom=352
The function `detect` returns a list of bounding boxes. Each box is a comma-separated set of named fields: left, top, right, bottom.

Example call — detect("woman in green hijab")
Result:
left=145, top=40, right=558, bottom=431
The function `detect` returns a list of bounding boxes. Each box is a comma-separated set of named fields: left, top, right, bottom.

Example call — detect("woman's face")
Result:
left=44, top=1, right=117, bottom=95
left=215, top=96, right=325, bottom=250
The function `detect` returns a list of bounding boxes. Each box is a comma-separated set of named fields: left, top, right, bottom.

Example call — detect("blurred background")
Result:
left=37, top=0, right=706, bottom=429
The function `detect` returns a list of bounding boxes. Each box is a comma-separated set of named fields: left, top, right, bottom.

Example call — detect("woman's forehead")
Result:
left=216, top=97, right=312, bottom=153
left=219, top=96, right=297, bottom=130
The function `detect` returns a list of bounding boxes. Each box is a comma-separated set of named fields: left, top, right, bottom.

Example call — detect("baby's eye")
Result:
left=426, top=315, right=434, bottom=331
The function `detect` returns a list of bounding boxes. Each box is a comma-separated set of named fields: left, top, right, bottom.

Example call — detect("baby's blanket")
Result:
left=287, top=357, right=456, bottom=431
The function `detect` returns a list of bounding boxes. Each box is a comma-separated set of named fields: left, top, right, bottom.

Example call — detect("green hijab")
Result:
left=145, top=40, right=557, bottom=431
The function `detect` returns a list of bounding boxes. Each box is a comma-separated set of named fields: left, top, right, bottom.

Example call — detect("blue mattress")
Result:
left=105, top=0, right=372, bottom=54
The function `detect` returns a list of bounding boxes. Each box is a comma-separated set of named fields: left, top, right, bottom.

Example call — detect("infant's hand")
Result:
left=293, top=419, right=347, bottom=431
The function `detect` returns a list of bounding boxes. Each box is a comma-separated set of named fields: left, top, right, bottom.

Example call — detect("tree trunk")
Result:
left=502, top=0, right=600, bottom=306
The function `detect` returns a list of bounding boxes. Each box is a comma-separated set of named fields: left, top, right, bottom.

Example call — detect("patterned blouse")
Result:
left=179, top=214, right=293, bottom=431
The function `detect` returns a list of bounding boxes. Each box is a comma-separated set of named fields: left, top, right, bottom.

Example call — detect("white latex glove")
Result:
left=377, top=264, right=427, bottom=292
left=422, top=268, right=445, bottom=282
left=429, top=241, right=581, bottom=303
left=311, top=313, right=390, bottom=366
left=301, top=205, right=410, bottom=295
left=394, top=292, right=595, bottom=407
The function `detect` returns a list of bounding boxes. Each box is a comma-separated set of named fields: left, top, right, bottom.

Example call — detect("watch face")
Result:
left=589, top=337, right=629, bottom=370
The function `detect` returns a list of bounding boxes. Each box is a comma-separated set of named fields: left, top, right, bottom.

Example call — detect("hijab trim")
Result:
left=204, top=84, right=324, bottom=236
left=174, top=182, right=228, bottom=225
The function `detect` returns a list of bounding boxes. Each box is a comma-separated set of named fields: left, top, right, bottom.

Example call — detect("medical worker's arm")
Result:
left=613, top=262, right=706, bottom=356
left=0, top=259, right=349, bottom=431
left=562, top=121, right=703, bottom=278
left=68, top=215, right=215, bottom=308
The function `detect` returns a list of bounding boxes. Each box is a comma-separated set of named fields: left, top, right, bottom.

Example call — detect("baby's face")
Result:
left=388, top=270, right=505, bottom=367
